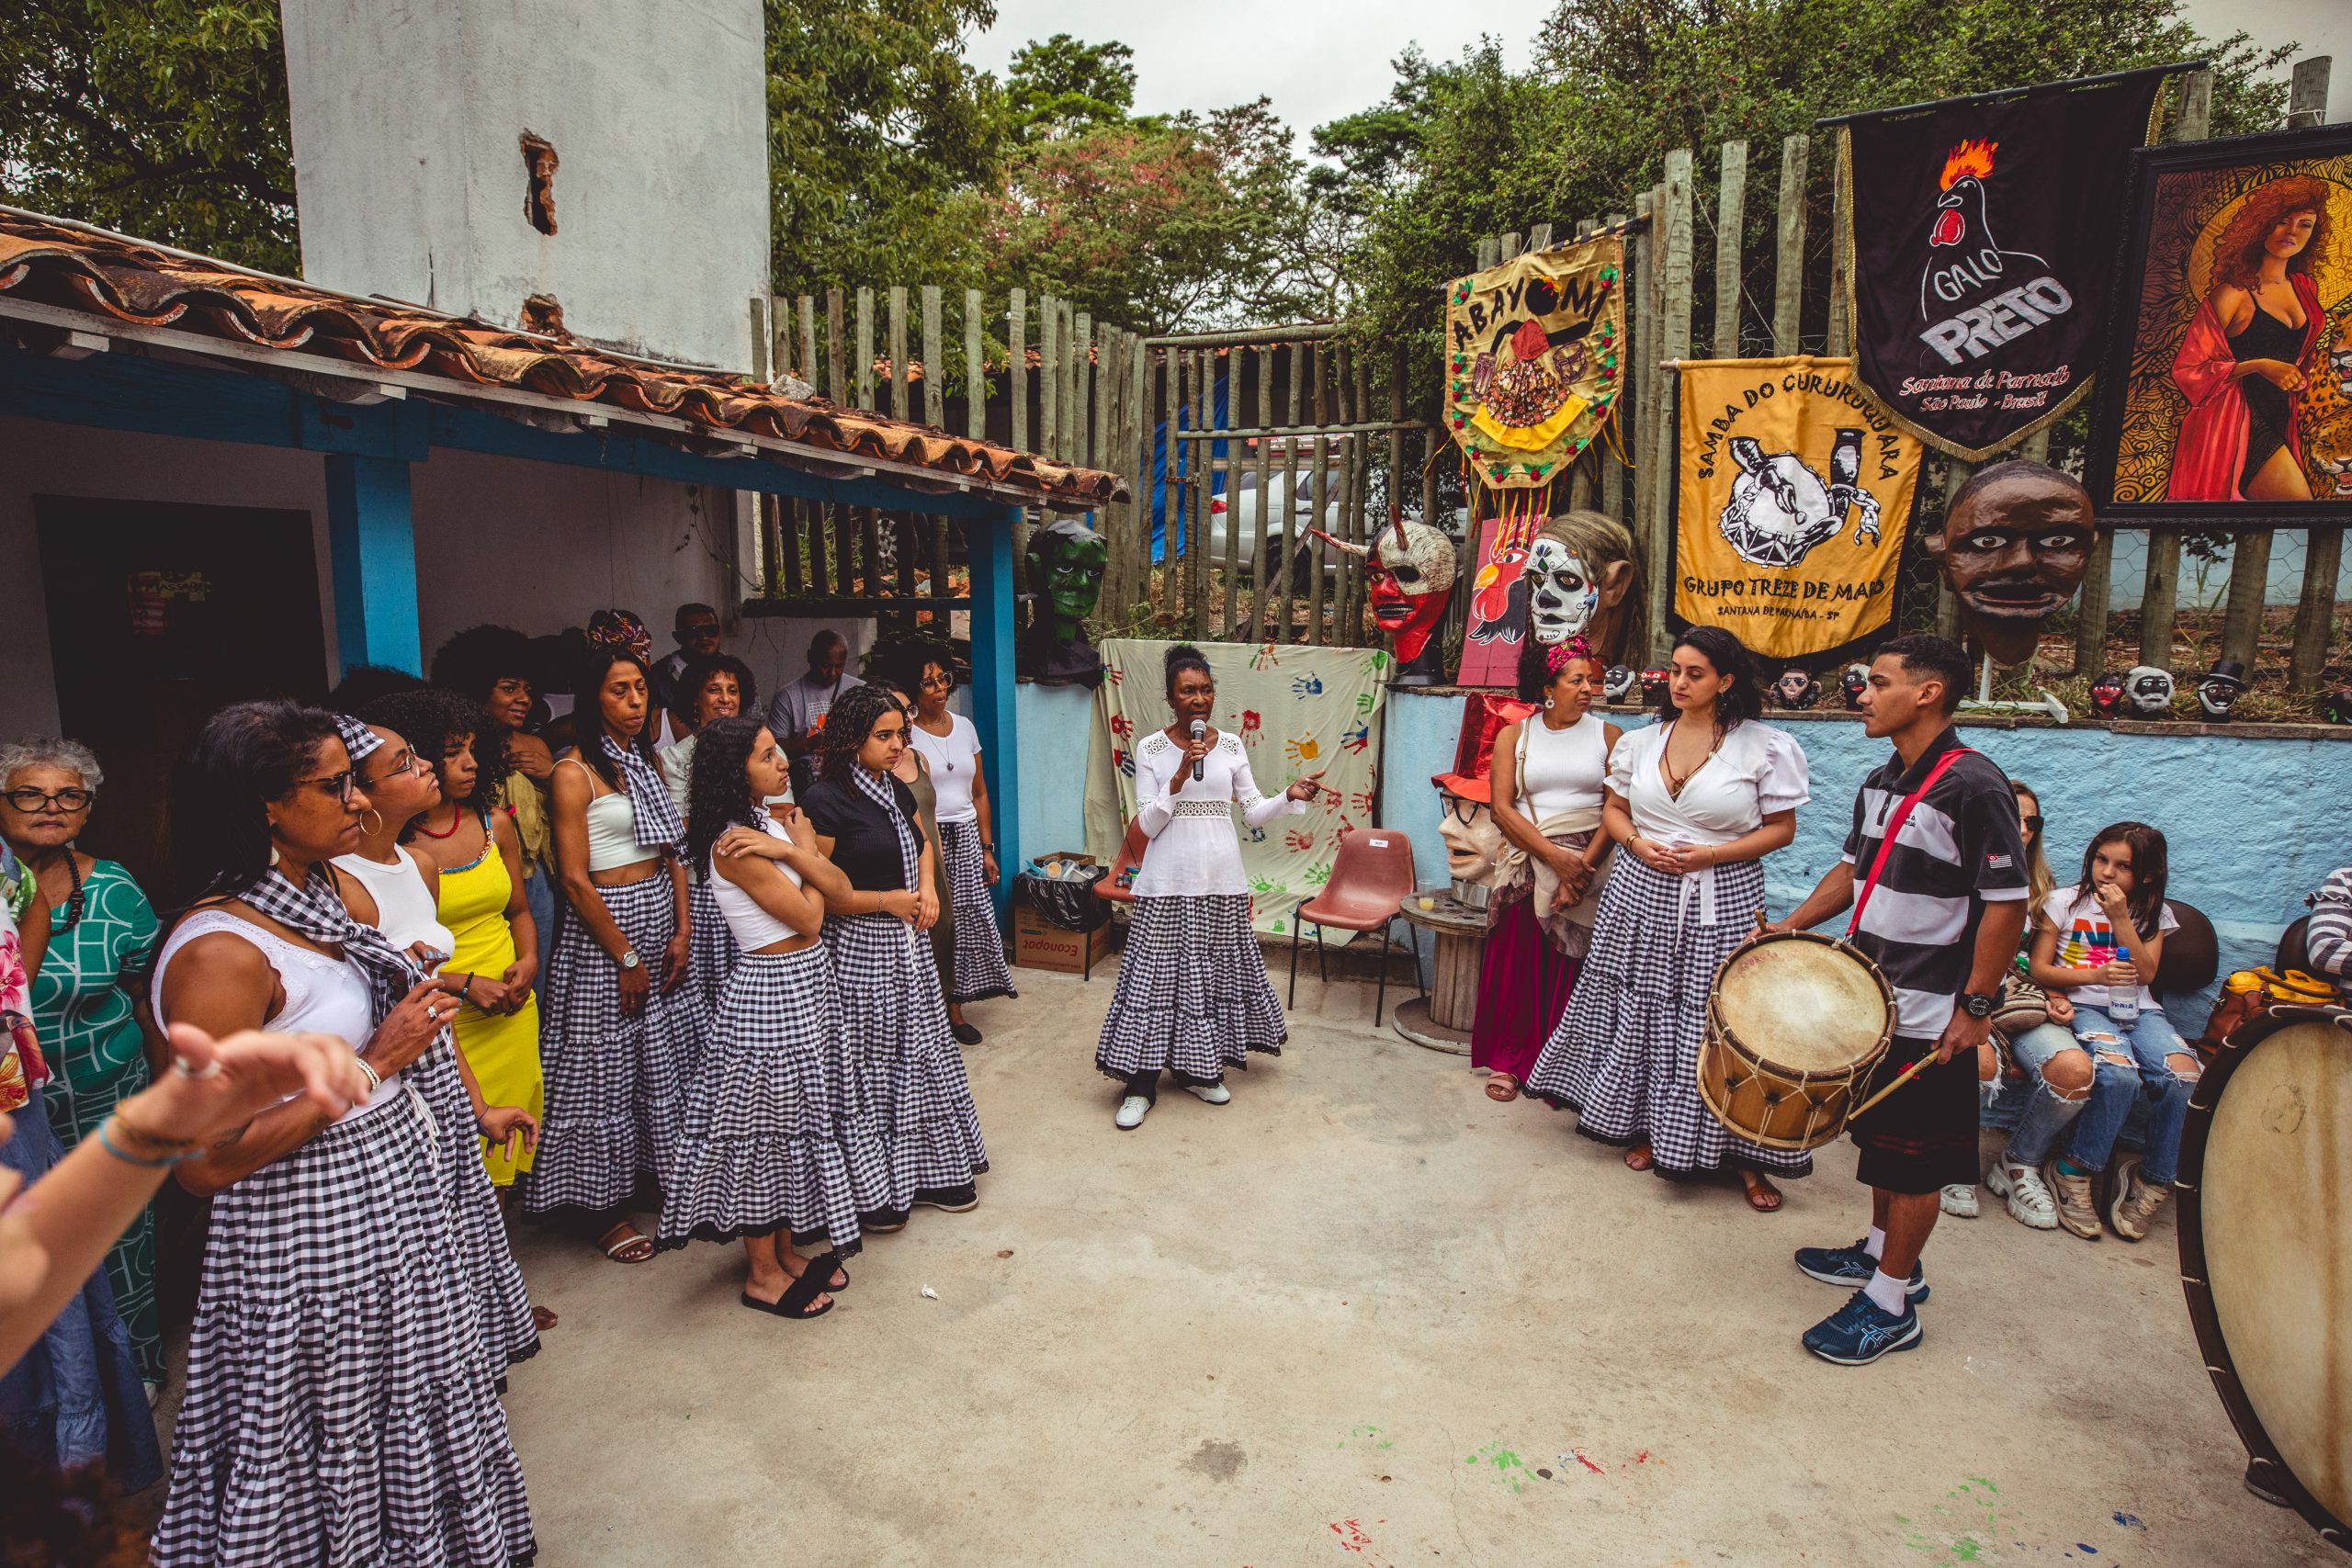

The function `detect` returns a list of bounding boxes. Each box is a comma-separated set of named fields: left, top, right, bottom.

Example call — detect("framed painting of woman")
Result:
left=2085, top=124, right=2352, bottom=523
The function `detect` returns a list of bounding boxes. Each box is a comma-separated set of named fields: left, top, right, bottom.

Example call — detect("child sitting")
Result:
left=2021, top=821, right=2198, bottom=1242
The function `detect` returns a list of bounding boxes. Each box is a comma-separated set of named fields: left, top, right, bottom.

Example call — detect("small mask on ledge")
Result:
left=1638, top=667, right=1671, bottom=705
left=1839, top=663, right=1870, bottom=711
left=1773, top=668, right=1822, bottom=710
left=1602, top=665, right=1638, bottom=705
left=2194, top=659, right=2248, bottom=722
left=2123, top=665, right=2176, bottom=719
left=2087, top=670, right=2128, bottom=720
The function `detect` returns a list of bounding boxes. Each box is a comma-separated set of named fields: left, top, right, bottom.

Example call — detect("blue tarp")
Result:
left=1149, top=375, right=1232, bottom=564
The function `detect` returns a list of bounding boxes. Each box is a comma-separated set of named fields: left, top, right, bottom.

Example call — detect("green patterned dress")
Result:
left=33, top=857, right=164, bottom=1381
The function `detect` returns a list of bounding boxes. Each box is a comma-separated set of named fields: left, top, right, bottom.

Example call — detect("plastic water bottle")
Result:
left=2109, top=943, right=2140, bottom=1026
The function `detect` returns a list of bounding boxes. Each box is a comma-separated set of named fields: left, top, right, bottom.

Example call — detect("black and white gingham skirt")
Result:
left=938, top=819, right=1017, bottom=1004
left=1094, top=894, right=1286, bottom=1083
left=823, top=911, right=989, bottom=1209
left=153, top=1089, right=535, bottom=1567
left=656, top=945, right=893, bottom=1257
left=409, top=1034, right=538, bottom=1373
left=1523, top=854, right=1813, bottom=1177
left=687, top=876, right=740, bottom=1021
left=520, top=874, right=707, bottom=1218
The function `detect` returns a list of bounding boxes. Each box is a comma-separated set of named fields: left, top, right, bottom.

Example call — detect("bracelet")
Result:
left=355, top=1056, right=383, bottom=1095
left=96, top=1115, right=200, bottom=1168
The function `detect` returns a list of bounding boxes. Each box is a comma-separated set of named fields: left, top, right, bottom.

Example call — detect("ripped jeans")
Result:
left=2060, top=1006, right=2198, bottom=1186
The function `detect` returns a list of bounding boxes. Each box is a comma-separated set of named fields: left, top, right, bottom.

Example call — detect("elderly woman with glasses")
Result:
left=0, top=737, right=169, bottom=1389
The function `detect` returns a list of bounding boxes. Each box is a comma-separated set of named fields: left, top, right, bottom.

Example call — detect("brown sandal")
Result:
left=597, top=1222, right=655, bottom=1264
left=531, top=1303, right=560, bottom=1330
left=1484, top=1073, right=1521, bottom=1102
left=1740, top=1171, right=1783, bottom=1213
left=1623, top=1144, right=1655, bottom=1172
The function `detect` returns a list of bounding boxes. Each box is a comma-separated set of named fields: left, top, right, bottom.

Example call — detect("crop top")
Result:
left=710, top=817, right=809, bottom=949
left=801, top=774, right=928, bottom=893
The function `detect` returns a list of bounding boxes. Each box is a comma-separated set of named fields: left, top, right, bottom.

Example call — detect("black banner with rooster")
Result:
left=1838, top=69, right=2173, bottom=460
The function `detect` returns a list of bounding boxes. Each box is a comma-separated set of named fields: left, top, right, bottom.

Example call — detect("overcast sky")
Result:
left=966, top=0, right=1536, bottom=143
left=969, top=0, right=2343, bottom=141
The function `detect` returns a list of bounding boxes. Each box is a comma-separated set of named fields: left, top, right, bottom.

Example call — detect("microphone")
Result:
left=1189, top=718, right=1207, bottom=781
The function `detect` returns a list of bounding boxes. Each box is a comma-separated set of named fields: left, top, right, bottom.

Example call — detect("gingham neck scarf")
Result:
left=849, top=765, right=920, bottom=892
left=601, top=733, right=686, bottom=854
left=238, top=863, right=421, bottom=1026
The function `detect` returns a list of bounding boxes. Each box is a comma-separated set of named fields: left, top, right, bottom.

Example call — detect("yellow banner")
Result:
left=1673, top=356, right=1922, bottom=660
left=1443, top=236, right=1625, bottom=490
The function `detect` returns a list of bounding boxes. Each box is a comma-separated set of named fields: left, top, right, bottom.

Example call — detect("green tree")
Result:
left=0, top=0, right=297, bottom=273
left=1003, top=33, right=1136, bottom=142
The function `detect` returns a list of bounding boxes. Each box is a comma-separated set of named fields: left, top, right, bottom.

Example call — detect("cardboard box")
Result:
left=1012, top=900, right=1114, bottom=975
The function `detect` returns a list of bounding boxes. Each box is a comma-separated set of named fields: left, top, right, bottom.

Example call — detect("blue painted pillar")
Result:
left=323, top=452, right=422, bottom=676
left=969, top=502, right=1024, bottom=919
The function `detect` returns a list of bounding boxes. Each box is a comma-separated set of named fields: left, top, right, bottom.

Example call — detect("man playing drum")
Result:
left=1768, top=635, right=2030, bottom=1365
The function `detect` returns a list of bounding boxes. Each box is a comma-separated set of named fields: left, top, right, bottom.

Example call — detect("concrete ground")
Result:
left=499, top=959, right=2337, bottom=1568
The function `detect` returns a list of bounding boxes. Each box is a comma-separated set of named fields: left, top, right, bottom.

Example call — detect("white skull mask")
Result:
left=1521, top=537, right=1600, bottom=646
left=2123, top=665, right=2175, bottom=717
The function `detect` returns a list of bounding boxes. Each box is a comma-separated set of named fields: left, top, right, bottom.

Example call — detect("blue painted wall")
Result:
left=1014, top=681, right=1096, bottom=865
left=1378, top=688, right=2351, bottom=1019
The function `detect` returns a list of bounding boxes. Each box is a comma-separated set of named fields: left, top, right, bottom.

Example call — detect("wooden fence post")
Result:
left=1648, top=152, right=1694, bottom=662
left=921, top=287, right=944, bottom=430
left=1935, top=461, right=1971, bottom=640
left=2285, top=55, right=2338, bottom=689
left=2141, top=69, right=2211, bottom=671
left=1714, top=141, right=1747, bottom=359
left=1600, top=212, right=1630, bottom=524
left=1826, top=133, right=1851, bottom=357
left=797, top=296, right=817, bottom=393
left=1307, top=430, right=1329, bottom=646
left=1275, top=344, right=1302, bottom=642
left=1160, top=347, right=1182, bottom=615
left=854, top=287, right=876, bottom=412
left=1074, top=310, right=1094, bottom=469
left=1008, top=291, right=1028, bottom=454
left=826, top=288, right=847, bottom=404
left=1128, top=333, right=1151, bottom=616
left=750, top=296, right=769, bottom=382
left=1773, top=135, right=1807, bottom=355
left=1220, top=346, right=1241, bottom=636
left=888, top=286, right=908, bottom=423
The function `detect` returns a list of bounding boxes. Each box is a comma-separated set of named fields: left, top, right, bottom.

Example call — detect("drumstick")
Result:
left=1847, top=1052, right=1939, bottom=1121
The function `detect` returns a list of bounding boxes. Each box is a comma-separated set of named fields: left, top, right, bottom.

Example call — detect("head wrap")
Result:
left=1544, top=636, right=1596, bottom=675
left=586, top=609, right=655, bottom=663
left=334, top=714, right=383, bottom=763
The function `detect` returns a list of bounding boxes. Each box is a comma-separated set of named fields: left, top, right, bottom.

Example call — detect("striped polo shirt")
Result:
left=1840, top=727, right=2030, bottom=1037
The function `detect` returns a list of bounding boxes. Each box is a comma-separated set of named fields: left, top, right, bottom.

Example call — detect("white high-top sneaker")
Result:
left=1114, top=1095, right=1151, bottom=1130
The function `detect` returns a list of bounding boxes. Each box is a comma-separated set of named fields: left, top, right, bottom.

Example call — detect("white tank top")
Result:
left=154, top=910, right=401, bottom=1122
left=333, top=846, right=455, bottom=959
left=1518, top=713, right=1608, bottom=817
left=559, top=757, right=647, bottom=870
left=708, top=818, right=808, bottom=950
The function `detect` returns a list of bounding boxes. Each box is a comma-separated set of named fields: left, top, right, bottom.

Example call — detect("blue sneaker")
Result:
left=1803, top=1290, right=1924, bottom=1366
left=1793, top=1239, right=1928, bottom=1302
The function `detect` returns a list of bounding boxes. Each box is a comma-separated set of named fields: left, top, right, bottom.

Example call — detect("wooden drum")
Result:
left=1696, top=931, right=1894, bottom=1152
left=2177, top=1004, right=2351, bottom=1551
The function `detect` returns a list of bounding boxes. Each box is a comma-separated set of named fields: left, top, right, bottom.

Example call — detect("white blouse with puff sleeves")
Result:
left=1607, top=718, right=1810, bottom=925
left=1131, top=729, right=1303, bottom=898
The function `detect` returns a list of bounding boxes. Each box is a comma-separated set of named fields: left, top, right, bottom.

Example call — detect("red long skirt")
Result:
left=1470, top=896, right=1578, bottom=1083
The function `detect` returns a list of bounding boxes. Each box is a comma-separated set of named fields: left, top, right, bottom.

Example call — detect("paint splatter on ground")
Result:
left=1897, top=1476, right=2007, bottom=1563
left=1464, top=1441, right=1530, bottom=1492
left=2111, top=1512, right=2144, bottom=1530
left=1565, top=1450, right=1608, bottom=1475
left=1338, top=1424, right=1393, bottom=1451
left=1328, top=1517, right=1392, bottom=1564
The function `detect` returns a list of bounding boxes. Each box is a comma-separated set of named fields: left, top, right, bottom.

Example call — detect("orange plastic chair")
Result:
left=1084, top=818, right=1151, bottom=981
left=1288, top=828, right=1425, bottom=1024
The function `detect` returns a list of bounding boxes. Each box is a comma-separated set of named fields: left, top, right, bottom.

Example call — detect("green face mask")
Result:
left=1027, top=527, right=1109, bottom=639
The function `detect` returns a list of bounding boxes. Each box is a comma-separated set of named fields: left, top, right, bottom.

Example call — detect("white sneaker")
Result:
left=1184, top=1081, right=1232, bottom=1105
left=1114, top=1095, right=1151, bottom=1130
left=1939, top=1183, right=1980, bottom=1218
left=1985, top=1156, right=2058, bottom=1230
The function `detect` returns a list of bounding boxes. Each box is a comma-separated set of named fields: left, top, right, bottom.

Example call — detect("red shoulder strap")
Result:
left=1848, top=748, right=1973, bottom=937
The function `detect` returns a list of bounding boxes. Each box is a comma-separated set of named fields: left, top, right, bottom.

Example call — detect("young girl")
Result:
left=1977, top=780, right=2085, bottom=1231
left=2026, top=822, right=2196, bottom=1242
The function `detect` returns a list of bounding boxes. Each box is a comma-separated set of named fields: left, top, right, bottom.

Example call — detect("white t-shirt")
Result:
left=908, top=714, right=982, bottom=825
left=2043, top=886, right=2179, bottom=1013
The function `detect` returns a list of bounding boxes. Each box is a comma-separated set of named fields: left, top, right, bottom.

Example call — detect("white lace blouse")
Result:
left=1131, top=728, right=1303, bottom=898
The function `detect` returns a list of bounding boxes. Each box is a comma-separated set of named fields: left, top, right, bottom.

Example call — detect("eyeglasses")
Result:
left=292, top=770, right=358, bottom=803
left=365, top=750, right=425, bottom=785
left=919, top=672, right=955, bottom=691
left=3, top=786, right=95, bottom=813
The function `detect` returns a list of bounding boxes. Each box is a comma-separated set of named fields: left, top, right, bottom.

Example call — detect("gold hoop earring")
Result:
left=268, top=844, right=281, bottom=867
left=359, top=808, right=385, bottom=836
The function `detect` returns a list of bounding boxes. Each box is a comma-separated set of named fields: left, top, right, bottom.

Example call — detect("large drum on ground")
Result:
left=2177, top=1004, right=2351, bottom=1551
left=1697, top=931, right=1894, bottom=1152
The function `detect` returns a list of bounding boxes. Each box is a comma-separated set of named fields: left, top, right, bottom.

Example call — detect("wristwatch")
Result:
left=618, top=949, right=642, bottom=971
left=1959, top=991, right=1997, bottom=1019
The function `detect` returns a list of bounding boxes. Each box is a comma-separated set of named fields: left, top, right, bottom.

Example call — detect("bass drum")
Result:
left=2177, top=1004, right=2351, bottom=1551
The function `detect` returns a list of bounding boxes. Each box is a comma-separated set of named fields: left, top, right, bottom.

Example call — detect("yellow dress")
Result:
left=438, top=816, right=545, bottom=1184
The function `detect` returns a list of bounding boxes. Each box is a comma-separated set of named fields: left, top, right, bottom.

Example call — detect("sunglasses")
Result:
left=2021, top=814, right=2044, bottom=834
left=3, top=786, right=95, bottom=813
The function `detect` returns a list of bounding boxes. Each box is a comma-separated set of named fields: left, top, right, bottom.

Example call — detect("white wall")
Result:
left=0, top=417, right=813, bottom=739
left=281, top=0, right=771, bottom=372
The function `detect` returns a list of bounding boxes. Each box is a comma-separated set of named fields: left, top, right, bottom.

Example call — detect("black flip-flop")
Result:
left=741, top=1289, right=833, bottom=1321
